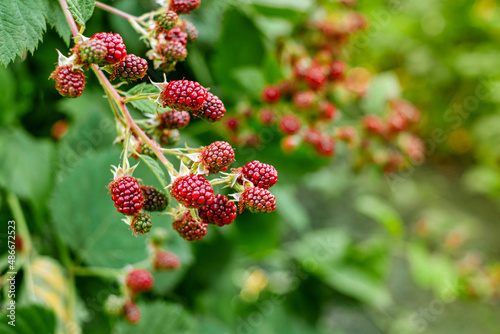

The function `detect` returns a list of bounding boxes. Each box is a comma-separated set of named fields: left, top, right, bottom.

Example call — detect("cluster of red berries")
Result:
left=50, top=32, right=148, bottom=98
left=147, top=1, right=200, bottom=72
left=108, top=172, right=169, bottom=235
left=167, top=141, right=278, bottom=241
left=222, top=3, right=425, bottom=174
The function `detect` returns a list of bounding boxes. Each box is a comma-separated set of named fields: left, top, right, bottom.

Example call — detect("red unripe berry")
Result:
left=160, top=80, right=208, bottom=111
left=153, top=250, right=180, bottom=270
left=303, top=128, right=322, bottom=146
left=404, top=135, right=426, bottom=164
left=303, top=65, right=327, bottom=90
left=329, top=60, right=346, bottom=80
left=111, top=54, right=148, bottom=82
left=259, top=109, right=275, bottom=125
left=167, top=26, right=189, bottom=46
left=348, top=13, right=367, bottom=32
left=225, top=117, right=240, bottom=132
left=172, top=211, right=207, bottom=241
left=198, top=194, right=237, bottom=226
left=318, top=101, right=338, bottom=121
left=239, top=187, right=276, bottom=214
left=281, top=136, right=301, bottom=153
left=109, top=176, right=144, bottom=215
left=336, top=126, right=356, bottom=143
left=158, top=110, right=190, bottom=129
left=261, top=86, right=281, bottom=104
left=362, top=115, right=386, bottom=136
left=193, top=92, right=226, bottom=122
left=390, top=99, right=421, bottom=124
left=201, top=141, right=235, bottom=174
left=171, top=174, right=214, bottom=208
left=50, top=65, right=86, bottom=98
left=388, top=111, right=407, bottom=133
left=170, top=0, right=200, bottom=14
left=123, top=301, right=141, bottom=324
left=241, top=160, right=278, bottom=189
left=126, top=269, right=154, bottom=293
left=91, top=32, right=127, bottom=64
left=293, top=91, right=315, bottom=110
left=279, top=115, right=301, bottom=135
left=315, top=136, right=336, bottom=157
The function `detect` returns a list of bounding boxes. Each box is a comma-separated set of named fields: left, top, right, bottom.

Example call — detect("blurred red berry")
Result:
left=329, top=60, right=346, bottom=80
left=293, top=91, right=315, bottom=110
left=279, top=115, right=301, bottom=135
left=262, top=86, right=281, bottom=104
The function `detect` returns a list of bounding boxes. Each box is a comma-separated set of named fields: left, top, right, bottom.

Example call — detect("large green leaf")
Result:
left=40, top=0, right=72, bottom=45
left=0, top=304, right=56, bottom=334
left=0, top=0, right=46, bottom=67
left=115, top=301, right=198, bottom=334
left=50, top=149, right=148, bottom=268
left=355, top=195, right=403, bottom=237
left=66, top=0, right=95, bottom=26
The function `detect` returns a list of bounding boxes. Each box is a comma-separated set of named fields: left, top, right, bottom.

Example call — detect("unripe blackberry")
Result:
left=192, top=92, right=226, bottom=122
left=183, top=21, right=198, bottom=42
left=318, top=101, right=337, bottom=121
left=329, top=60, right=346, bottom=80
left=239, top=187, right=276, bottom=214
left=303, top=65, right=327, bottom=90
left=259, top=109, right=275, bottom=125
left=91, top=32, right=127, bottom=64
left=170, top=0, right=201, bottom=14
left=172, top=211, right=207, bottom=241
left=158, top=110, right=190, bottom=129
left=159, top=80, right=208, bottom=111
left=293, top=91, right=315, bottom=109
left=200, top=141, right=235, bottom=174
left=76, top=39, right=107, bottom=65
left=158, top=40, right=187, bottom=62
left=123, top=301, right=140, bottom=324
left=278, top=115, right=301, bottom=135
left=281, top=135, right=301, bottom=153
left=198, top=194, right=237, bottom=226
left=157, top=10, right=179, bottom=30
left=50, top=65, right=86, bottom=98
left=335, top=126, right=356, bottom=143
left=141, top=185, right=168, bottom=212
left=153, top=250, right=180, bottom=270
left=388, top=111, right=407, bottom=133
left=390, top=99, right=421, bottom=124
left=108, top=176, right=144, bottom=215
left=262, top=86, right=281, bottom=104
left=104, top=295, right=125, bottom=317
left=315, top=136, right=336, bottom=157
left=225, top=117, right=240, bottom=132
left=131, top=212, right=153, bottom=235
left=171, top=174, right=214, bottom=208
left=303, top=128, right=322, bottom=146
left=111, top=54, right=148, bottom=82
left=241, top=160, right=278, bottom=189
left=167, top=26, right=188, bottom=46
left=126, top=269, right=154, bottom=293
left=139, top=142, right=156, bottom=159
left=160, top=129, right=180, bottom=146
left=362, top=115, right=386, bottom=137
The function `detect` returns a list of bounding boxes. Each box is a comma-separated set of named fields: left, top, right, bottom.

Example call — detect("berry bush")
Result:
left=1, top=0, right=500, bottom=333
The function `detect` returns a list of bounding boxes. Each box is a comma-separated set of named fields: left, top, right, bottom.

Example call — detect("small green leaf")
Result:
left=0, top=304, right=56, bottom=334
left=0, top=0, right=46, bottom=67
left=125, top=83, right=160, bottom=115
left=355, top=195, right=403, bottom=237
left=66, top=0, right=95, bottom=26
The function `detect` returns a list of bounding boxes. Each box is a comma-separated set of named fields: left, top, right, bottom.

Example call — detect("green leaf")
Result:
left=0, top=129, right=55, bottom=204
left=50, top=148, right=148, bottom=268
left=137, top=154, right=168, bottom=189
left=272, top=184, right=309, bottom=232
left=355, top=195, right=403, bottom=237
left=124, top=83, right=160, bottom=115
left=0, top=304, right=56, bottom=334
left=66, top=0, right=95, bottom=26
left=360, top=72, right=401, bottom=115
left=40, top=0, right=72, bottom=45
left=0, top=0, right=47, bottom=67
left=116, top=301, right=198, bottom=334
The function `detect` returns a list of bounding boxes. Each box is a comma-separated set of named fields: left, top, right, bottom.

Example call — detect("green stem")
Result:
left=71, top=266, right=123, bottom=278
left=95, top=1, right=139, bottom=21
left=122, top=94, right=159, bottom=102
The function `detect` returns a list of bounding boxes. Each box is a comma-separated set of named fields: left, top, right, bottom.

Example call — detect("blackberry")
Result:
left=50, top=65, right=86, bottom=98
left=108, top=176, right=144, bottom=215
left=141, top=185, right=168, bottom=212
left=241, top=160, right=278, bottom=189
left=131, top=212, right=153, bottom=235
left=200, top=141, right=234, bottom=174
left=153, top=250, right=181, bottom=270
left=91, top=32, right=127, bottom=64
left=192, top=92, right=226, bottom=122
left=158, top=110, right=190, bottom=129
left=167, top=26, right=188, bottom=46
left=76, top=39, right=107, bottom=65
left=125, top=269, right=154, bottom=293
left=198, top=194, right=237, bottom=226
left=159, top=80, right=207, bottom=111
left=171, top=174, right=214, bottom=208
left=239, top=187, right=276, bottom=214
left=157, top=10, right=179, bottom=30
left=278, top=115, right=301, bottom=135
left=158, top=39, right=187, bottom=63
left=170, top=0, right=201, bottom=14
left=183, top=21, right=198, bottom=42
left=111, top=54, right=148, bottom=82
left=172, top=211, right=207, bottom=241
left=123, top=301, right=140, bottom=324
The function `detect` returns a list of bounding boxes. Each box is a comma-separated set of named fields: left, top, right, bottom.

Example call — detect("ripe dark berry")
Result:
left=108, top=176, right=144, bottom=215
left=239, top=187, right=276, bottom=214
left=126, top=269, right=154, bottom=293
left=329, top=60, right=346, bottom=80
left=171, top=174, right=214, bottom=208
left=158, top=40, right=187, bottom=63
left=141, top=185, right=168, bottom=212
left=160, top=80, right=208, bottom=111
left=278, top=115, right=301, bottom=135
left=241, top=160, right=278, bottom=189
left=172, top=211, right=207, bottom=241
left=76, top=39, right=107, bottom=65
left=170, top=0, right=200, bottom=14
left=318, top=101, right=337, bottom=120
left=153, top=250, right=180, bottom=270
left=183, top=21, right=198, bottom=42
left=315, top=136, right=336, bottom=157
left=362, top=115, right=386, bottom=136
left=91, top=32, right=127, bottom=64
left=201, top=141, right=235, bottom=174
left=192, top=92, right=226, bottom=123
left=158, top=110, right=190, bottom=129
left=167, top=26, right=188, bottom=46
left=123, top=301, right=140, bottom=324
left=131, top=212, right=153, bottom=235
left=261, top=86, right=281, bottom=104
left=50, top=65, right=86, bottom=98
left=111, top=54, right=148, bottom=82
left=198, top=194, right=237, bottom=227
left=293, top=91, right=315, bottom=109
left=157, top=10, right=179, bottom=30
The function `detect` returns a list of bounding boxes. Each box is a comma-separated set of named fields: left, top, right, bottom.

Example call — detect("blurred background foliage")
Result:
left=1, top=0, right=500, bottom=333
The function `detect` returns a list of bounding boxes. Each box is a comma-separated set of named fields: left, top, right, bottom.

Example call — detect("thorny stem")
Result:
left=95, top=1, right=140, bottom=21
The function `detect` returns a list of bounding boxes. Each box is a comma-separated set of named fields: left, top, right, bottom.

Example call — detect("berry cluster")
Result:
left=51, top=32, right=148, bottom=98
left=147, top=2, right=200, bottom=72
left=221, top=4, right=425, bottom=174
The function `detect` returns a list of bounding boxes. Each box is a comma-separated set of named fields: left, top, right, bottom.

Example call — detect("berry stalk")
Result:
left=95, top=1, right=140, bottom=22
